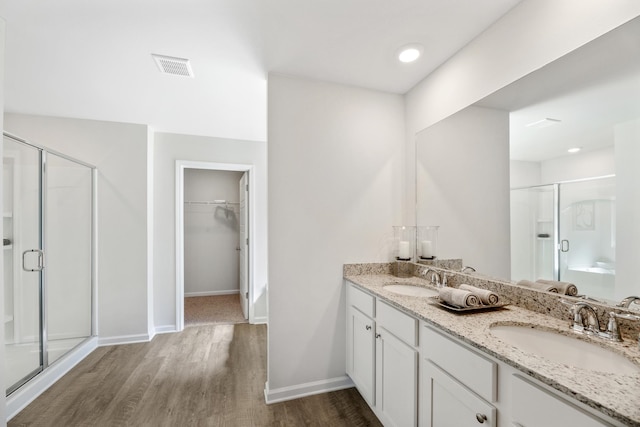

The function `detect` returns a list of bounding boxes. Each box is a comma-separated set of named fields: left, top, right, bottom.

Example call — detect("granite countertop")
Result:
left=344, top=273, right=640, bottom=426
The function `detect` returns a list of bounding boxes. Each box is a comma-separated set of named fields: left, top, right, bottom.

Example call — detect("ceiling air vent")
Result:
left=152, top=54, right=194, bottom=78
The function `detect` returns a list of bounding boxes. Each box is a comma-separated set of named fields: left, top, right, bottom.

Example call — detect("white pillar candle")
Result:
left=398, top=241, right=410, bottom=259
left=421, top=240, right=433, bottom=258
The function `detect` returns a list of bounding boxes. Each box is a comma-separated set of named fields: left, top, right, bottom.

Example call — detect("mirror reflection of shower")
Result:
left=511, top=175, right=616, bottom=302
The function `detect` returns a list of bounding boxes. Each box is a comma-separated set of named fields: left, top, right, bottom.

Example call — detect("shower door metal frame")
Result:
left=3, top=132, right=98, bottom=396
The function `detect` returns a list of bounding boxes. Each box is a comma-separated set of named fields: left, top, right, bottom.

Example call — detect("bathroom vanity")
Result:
left=345, top=264, right=640, bottom=427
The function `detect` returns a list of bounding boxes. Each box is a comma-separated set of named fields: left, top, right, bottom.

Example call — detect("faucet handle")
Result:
left=441, top=272, right=451, bottom=287
left=608, top=312, right=640, bottom=343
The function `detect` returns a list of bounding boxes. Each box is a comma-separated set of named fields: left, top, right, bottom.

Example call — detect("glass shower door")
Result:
left=45, top=152, right=93, bottom=364
left=4, top=136, right=44, bottom=394
left=558, top=177, right=616, bottom=299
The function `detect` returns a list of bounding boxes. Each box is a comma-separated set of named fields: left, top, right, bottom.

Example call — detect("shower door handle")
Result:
left=22, top=249, right=45, bottom=272
left=560, top=240, right=570, bottom=252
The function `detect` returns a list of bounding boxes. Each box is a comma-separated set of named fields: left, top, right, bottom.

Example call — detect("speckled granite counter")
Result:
left=344, top=272, right=640, bottom=426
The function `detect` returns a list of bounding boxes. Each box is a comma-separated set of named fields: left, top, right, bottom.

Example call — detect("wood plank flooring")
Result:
left=9, top=324, right=382, bottom=427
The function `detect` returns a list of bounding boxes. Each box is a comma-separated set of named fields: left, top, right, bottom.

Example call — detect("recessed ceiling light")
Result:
left=398, top=44, right=423, bottom=63
left=525, top=118, right=561, bottom=129
left=568, top=147, right=581, bottom=153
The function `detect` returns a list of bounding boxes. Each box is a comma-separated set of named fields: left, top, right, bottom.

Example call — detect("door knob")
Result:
left=475, top=413, right=487, bottom=423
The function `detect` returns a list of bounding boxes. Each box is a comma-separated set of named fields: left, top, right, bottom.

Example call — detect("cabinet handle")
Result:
left=365, top=325, right=371, bottom=330
left=475, top=413, right=487, bottom=423
left=375, top=333, right=381, bottom=339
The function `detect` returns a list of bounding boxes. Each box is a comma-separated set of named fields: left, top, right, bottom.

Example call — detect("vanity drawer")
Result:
left=377, top=300, right=417, bottom=346
left=422, top=325, right=496, bottom=402
left=347, top=284, right=375, bottom=318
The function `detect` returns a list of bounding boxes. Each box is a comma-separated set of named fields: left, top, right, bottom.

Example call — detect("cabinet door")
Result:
left=511, top=375, right=610, bottom=427
left=376, top=326, right=418, bottom=427
left=421, top=360, right=496, bottom=427
left=346, top=307, right=375, bottom=406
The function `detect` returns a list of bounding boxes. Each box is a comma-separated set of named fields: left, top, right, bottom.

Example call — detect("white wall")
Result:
left=541, top=146, right=615, bottom=183
left=510, top=160, right=540, bottom=189
left=3, top=114, right=151, bottom=344
left=153, top=133, right=267, bottom=328
left=184, top=169, right=243, bottom=296
left=405, top=0, right=640, bottom=225
left=614, top=118, right=640, bottom=301
left=267, top=74, right=404, bottom=400
left=416, top=106, right=510, bottom=278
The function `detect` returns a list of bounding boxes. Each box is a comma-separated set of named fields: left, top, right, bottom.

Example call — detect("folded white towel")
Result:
left=459, top=284, right=500, bottom=305
left=438, top=287, right=481, bottom=308
left=517, top=279, right=558, bottom=293
left=536, top=279, right=578, bottom=296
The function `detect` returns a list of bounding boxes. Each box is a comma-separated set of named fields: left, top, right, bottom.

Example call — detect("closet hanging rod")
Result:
left=184, top=200, right=240, bottom=205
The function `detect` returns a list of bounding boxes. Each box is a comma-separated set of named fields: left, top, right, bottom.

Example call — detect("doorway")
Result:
left=175, top=161, right=253, bottom=330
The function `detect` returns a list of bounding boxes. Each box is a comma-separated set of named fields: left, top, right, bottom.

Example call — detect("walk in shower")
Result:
left=511, top=175, right=616, bottom=300
left=3, top=133, right=96, bottom=396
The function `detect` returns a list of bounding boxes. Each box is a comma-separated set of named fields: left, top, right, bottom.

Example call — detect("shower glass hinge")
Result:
left=245, top=292, right=249, bottom=299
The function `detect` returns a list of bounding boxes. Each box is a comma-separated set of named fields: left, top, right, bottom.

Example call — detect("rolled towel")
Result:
left=459, top=284, right=499, bottom=305
left=536, top=279, right=578, bottom=296
left=517, top=279, right=558, bottom=293
left=438, top=287, right=481, bottom=308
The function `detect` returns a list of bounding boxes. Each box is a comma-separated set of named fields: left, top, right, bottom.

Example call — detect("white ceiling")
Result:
left=0, top=0, right=522, bottom=141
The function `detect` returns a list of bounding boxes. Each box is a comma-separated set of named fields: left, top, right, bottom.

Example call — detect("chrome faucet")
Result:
left=617, top=296, right=640, bottom=308
left=570, top=302, right=640, bottom=345
left=570, top=302, right=600, bottom=334
left=422, top=268, right=447, bottom=287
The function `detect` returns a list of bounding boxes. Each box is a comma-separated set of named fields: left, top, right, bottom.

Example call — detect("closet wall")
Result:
left=184, top=169, right=243, bottom=296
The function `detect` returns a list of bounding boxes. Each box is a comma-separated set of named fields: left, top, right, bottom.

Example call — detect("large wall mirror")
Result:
left=416, top=16, right=640, bottom=309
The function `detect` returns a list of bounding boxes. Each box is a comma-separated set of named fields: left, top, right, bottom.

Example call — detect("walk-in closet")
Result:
left=183, top=169, right=248, bottom=326
left=3, top=133, right=96, bottom=399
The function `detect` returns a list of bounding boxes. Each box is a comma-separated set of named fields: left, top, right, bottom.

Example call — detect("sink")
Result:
left=490, top=324, right=640, bottom=375
left=383, top=284, right=438, bottom=297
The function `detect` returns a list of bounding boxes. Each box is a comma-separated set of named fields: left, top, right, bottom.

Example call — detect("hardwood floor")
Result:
left=9, top=324, right=381, bottom=426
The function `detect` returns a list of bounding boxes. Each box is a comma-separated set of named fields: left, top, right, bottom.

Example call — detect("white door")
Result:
left=239, top=173, right=249, bottom=320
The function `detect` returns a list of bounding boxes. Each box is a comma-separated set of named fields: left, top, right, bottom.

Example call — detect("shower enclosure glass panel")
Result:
left=4, top=133, right=96, bottom=396
left=4, top=137, right=44, bottom=394
left=510, top=184, right=555, bottom=282
left=558, top=177, right=616, bottom=300
left=46, top=153, right=93, bottom=364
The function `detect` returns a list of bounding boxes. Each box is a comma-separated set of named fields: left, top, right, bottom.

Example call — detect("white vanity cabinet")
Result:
left=346, top=281, right=625, bottom=427
left=420, top=325, right=497, bottom=427
left=511, top=374, right=613, bottom=427
left=346, top=284, right=418, bottom=426
left=346, top=303, right=375, bottom=405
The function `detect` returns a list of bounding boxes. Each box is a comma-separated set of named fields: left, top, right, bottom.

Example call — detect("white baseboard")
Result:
left=98, top=333, right=152, bottom=346
left=154, top=325, right=177, bottom=334
left=185, top=290, right=240, bottom=297
left=7, top=337, right=98, bottom=421
left=264, top=376, right=354, bottom=404
left=251, top=315, right=268, bottom=325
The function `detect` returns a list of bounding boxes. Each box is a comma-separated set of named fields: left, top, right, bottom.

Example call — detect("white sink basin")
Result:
left=490, top=324, right=640, bottom=375
left=383, top=284, right=438, bottom=297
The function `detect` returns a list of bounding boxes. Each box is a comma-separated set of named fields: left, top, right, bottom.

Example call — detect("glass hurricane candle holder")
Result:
left=393, top=226, right=416, bottom=262
left=417, top=226, right=439, bottom=260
